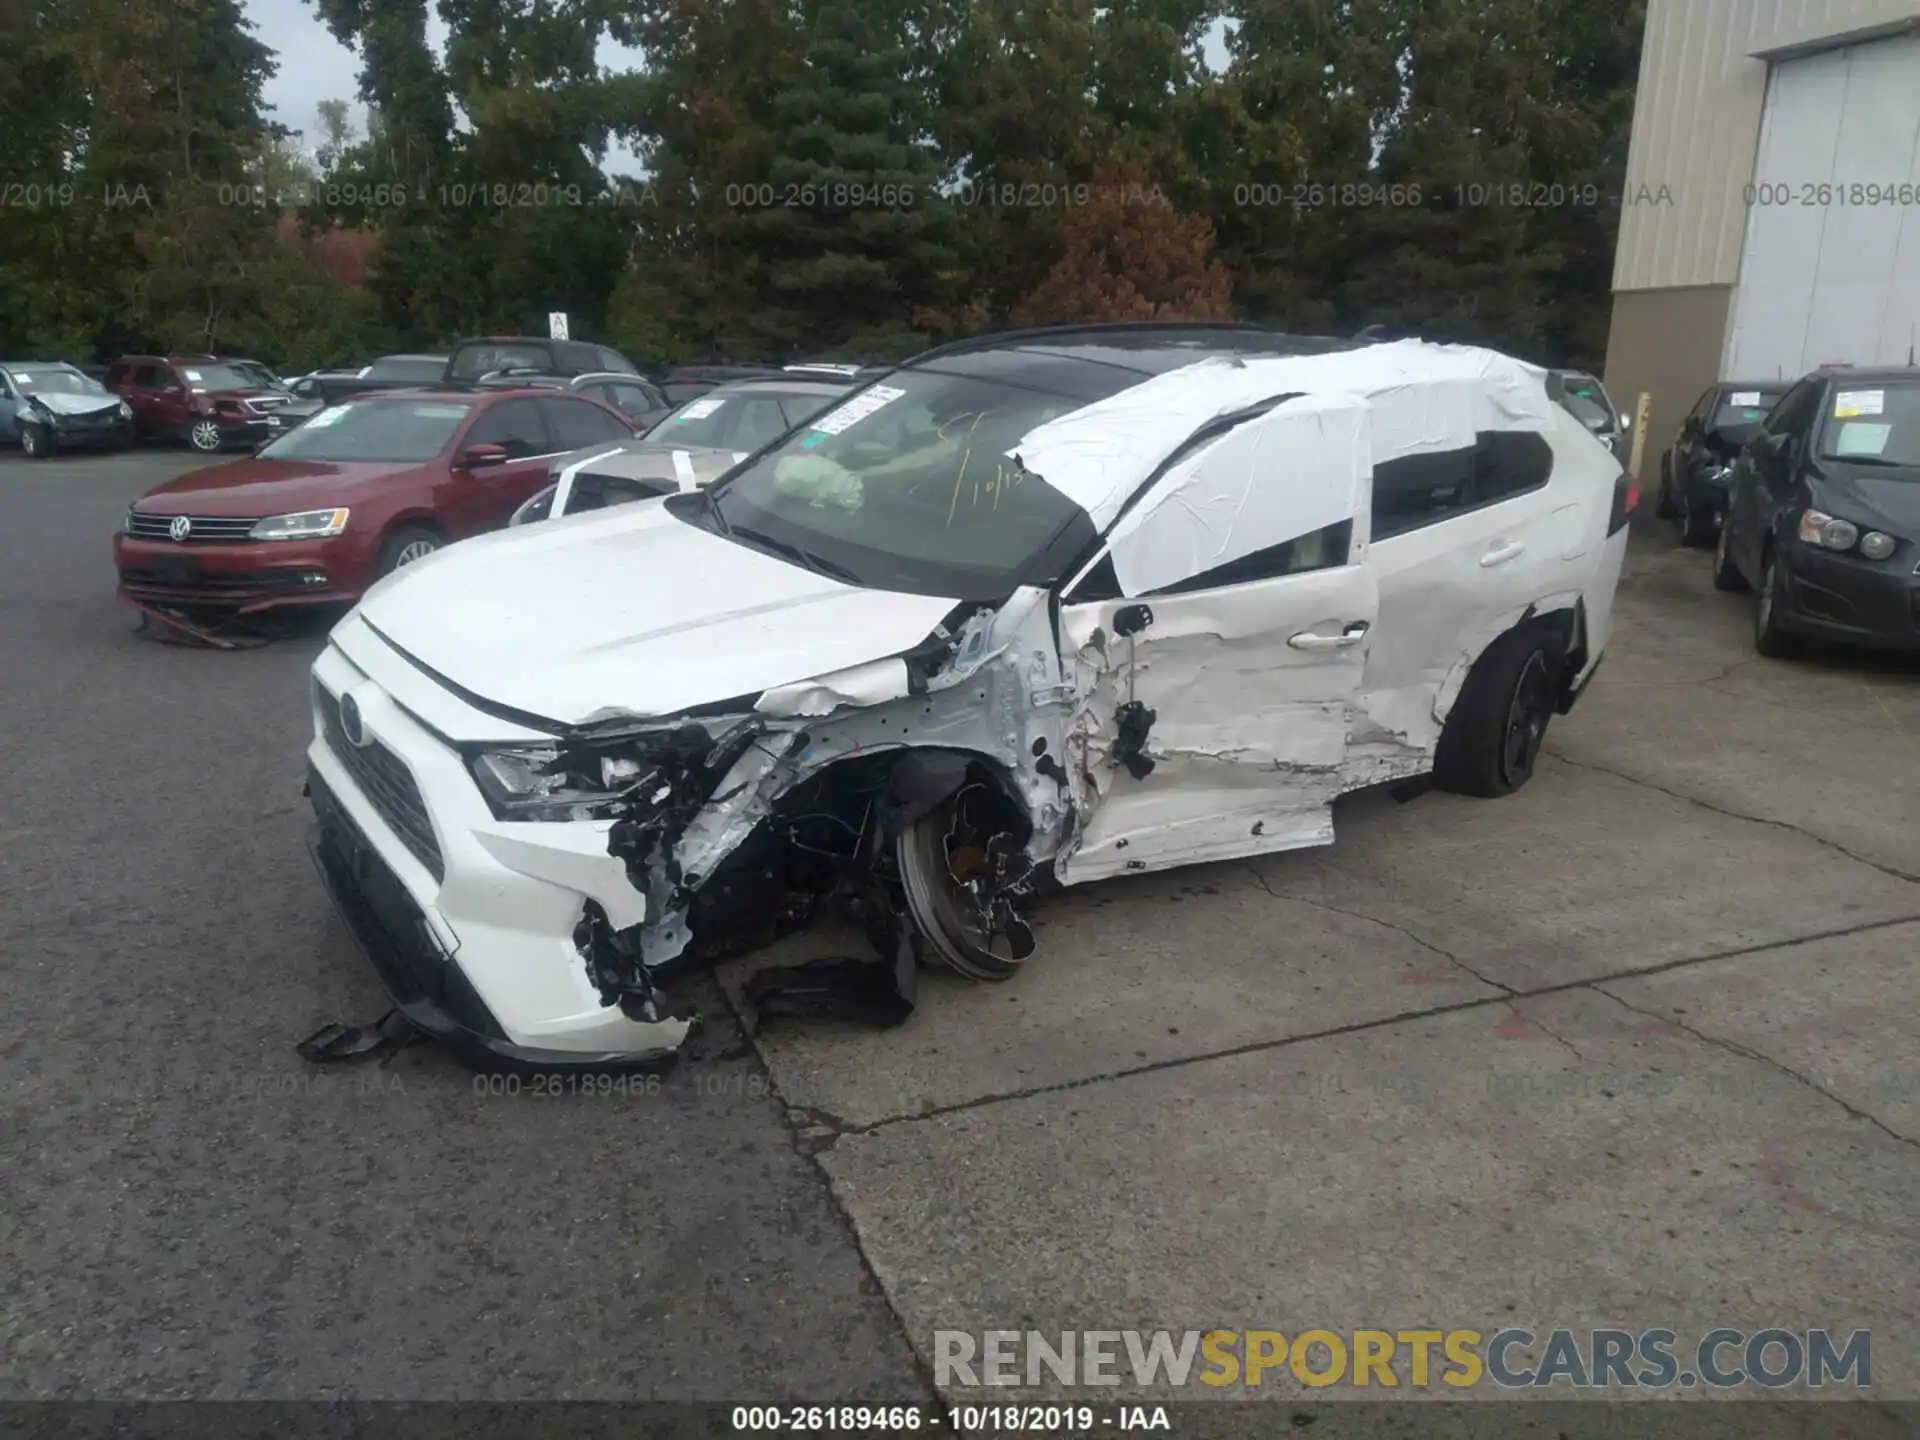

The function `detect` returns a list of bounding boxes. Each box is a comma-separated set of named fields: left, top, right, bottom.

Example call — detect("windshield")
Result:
left=255, top=399, right=473, bottom=462
left=1817, top=382, right=1920, bottom=470
left=705, top=369, right=1092, bottom=598
left=175, top=362, right=260, bottom=392
left=366, top=356, right=448, bottom=382
left=10, top=367, right=106, bottom=395
left=1711, top=389, right=1785, bottom=430
left=447, top=343, right=550, bottom=380
left=655, top=387, right=842, bottom=451
left=229, top=361, right=283, bottom=388
left=1559, top=389, right=1612, bottom=430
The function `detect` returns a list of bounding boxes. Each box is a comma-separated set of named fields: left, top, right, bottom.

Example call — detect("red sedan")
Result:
left=115, top=387, right=637, bottom=612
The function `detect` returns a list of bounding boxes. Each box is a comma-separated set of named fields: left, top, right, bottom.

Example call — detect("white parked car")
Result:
left=302, top=325, right=1631, bottom=1069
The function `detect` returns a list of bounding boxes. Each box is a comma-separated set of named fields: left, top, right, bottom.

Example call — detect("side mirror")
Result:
left=457, top=442, right=509, bottom=470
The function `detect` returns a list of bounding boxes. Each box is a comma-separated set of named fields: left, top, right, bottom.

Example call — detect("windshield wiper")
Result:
left=725, top=523, right=863, bottom=584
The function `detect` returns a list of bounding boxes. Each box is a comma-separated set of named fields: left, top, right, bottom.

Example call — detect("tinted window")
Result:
left=464, top=398, right=550, bottom=456
left=1471, top=431, right=1555, bottom=502
left=542, top=397, right=632, bottom=449
left=600, top=382, right=665, bottom=419
left=555, top=342, right=601, bottom=375
left=1763, top=380, right=1822, bottom=439
left=1147, top=520, right=1353, bottom=597
left=1686, top=388, right=1717, bottom=423
left=133, top=365, right=170, bottom=389
left=448, top=342, right=554, bottom=381
left=1372, top=449, right=1474, bottom=537
left=594, top=346, right=639, bottom=375
left=256, top=399, right=474, bottom=462
left=365, top=356, right=449, bottom=382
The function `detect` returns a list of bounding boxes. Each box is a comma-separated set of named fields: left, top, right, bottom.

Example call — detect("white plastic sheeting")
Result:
left=1103, top=393, right=1372, bottom=598
left=1013, top=340, right=1557, bottom=532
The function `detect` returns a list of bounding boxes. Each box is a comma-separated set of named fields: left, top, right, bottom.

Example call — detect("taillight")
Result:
left=1607, top=470, right=1635, bottom=535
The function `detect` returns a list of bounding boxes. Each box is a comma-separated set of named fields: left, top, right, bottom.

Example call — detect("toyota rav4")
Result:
left=302, top=324, right=1632, bottom=1070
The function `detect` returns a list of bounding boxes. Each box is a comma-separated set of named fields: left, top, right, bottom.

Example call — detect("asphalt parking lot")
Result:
left=4, top=448, right=1918, bottom=1412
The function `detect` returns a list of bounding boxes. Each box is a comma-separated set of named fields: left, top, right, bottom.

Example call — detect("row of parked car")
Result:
left=0, top=334, right=870, bottom=459
left=1654, top=365, right=1919, bottom=658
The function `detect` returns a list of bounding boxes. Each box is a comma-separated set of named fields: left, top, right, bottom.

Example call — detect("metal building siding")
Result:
left=1613, top=0, right=1920, bottom=293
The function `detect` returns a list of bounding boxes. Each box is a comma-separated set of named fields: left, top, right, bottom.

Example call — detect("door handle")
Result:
left=1480, top=539, right=1526, bottom=567
left=1288, top=621, right=1369, bottom=651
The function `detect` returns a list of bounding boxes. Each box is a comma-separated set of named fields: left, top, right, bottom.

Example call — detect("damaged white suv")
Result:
left=303, top=325, right=1631, bottom=1069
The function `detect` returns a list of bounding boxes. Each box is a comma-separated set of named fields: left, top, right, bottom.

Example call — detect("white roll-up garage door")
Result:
left=1722, top=33, right=1920, bottom=381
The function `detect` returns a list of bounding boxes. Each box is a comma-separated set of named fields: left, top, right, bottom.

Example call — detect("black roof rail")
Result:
left=899, top=320, right=1353, bottom=366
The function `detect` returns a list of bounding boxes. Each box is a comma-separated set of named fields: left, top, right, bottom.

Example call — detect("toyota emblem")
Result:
left=168, top=515, right=192, bottom=541
left=338, top=692, right=370, bottom=747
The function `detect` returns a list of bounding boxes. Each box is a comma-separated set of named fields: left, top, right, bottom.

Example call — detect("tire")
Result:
left=20, top=423, right=52, bottom=459
left=375, top=523, right=443, bottom=577
left=1712, top=514, right=1748, bottom=591
left=1433, top=624, right=1564, bottom=799
left=1655, top=460, right=1680, bottom=519
left=188, top=419, right=224, bottom=453
left=1752, top=549, right=1797, bottom=658
left=896, top=790, right=1028, bottom=982
left=1679, top=500, right=1716, bottom=548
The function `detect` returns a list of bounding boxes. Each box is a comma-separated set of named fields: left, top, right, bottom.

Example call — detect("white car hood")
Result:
left=355, top=500, right=962, bottom=727
left=27, top=392, right=121, bottom=417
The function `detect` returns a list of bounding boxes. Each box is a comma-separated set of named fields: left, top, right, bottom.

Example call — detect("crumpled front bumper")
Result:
left=306, top=635, right=696, bottom=1069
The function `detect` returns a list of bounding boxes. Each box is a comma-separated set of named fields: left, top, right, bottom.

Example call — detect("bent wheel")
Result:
left=897, top=787, right=1033, bottom=982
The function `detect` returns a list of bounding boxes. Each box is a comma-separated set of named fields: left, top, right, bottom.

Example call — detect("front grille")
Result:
left=246, top=396, right=290, bottom=412
left=125, top=513, right=261, bottom=542
left=309, top=767, right=503, bottom=1040
left=318, top=685, right=445, bottom=881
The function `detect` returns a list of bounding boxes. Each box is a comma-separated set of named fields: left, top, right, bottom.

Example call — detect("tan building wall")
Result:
left=1604, top=0, right=1920, bottom=465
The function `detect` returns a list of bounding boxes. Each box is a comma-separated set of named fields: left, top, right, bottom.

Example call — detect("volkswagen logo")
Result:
left=168, top=515, right=192, bottom=541
left=338, top=692, right=370, bottom=747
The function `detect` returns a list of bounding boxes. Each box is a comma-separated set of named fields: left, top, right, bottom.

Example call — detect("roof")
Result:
left=1811, top=364, right=1920, bottom=382
left=700, top=377, right=853, bottom=398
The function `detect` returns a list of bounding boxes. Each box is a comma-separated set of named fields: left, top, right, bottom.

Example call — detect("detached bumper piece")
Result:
left=305, top=767, right=687, bottom=1075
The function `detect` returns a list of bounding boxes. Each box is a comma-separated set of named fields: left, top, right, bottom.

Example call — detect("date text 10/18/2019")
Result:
left=729, top=1405, right=1170, bottom=1433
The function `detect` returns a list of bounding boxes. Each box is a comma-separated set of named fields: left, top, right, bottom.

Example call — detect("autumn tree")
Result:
left=1012, top=167, right=1234, bottom=325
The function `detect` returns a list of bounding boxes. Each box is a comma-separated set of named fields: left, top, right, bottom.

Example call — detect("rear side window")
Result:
left=599, top=382, right=665, bottom=420
left=1371, top=432, right=1552, bottom=537
left=464, top=398, right=551, bottom=456
left=572, top=473, right=668, bottom=511
left=594, top=346, right=638, bottom=374
left=542, top=396, right=632, bottom=449
left=449, top=343, right=553, bottom=381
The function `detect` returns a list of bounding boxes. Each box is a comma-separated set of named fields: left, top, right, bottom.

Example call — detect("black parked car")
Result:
left=1713, top=367, right=1920, bottom=656
left=267, top=354, right=452, bottom=434
left=1658, top=380, right=1788, bottom=545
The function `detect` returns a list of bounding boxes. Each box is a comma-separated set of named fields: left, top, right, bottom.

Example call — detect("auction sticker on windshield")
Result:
left=1834, top=422, right=1891, bottom=457
left=306, top=406, right=352, bottom=427
left=1835, top=390, right=1884, bottom=418
left=674, top=398, right=725, bottom=421
left=811, top=384, right=905, bottom=436
left=1729, top=391, right=1761, bottom=407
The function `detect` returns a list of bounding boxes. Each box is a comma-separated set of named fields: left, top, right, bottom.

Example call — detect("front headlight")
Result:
left=1859, top=530, right=1898, bottom=561
left=117, top=401, right=132, bottom=419
left=467, top=746, right=654, bottom=821
left=122, top=507, right=136, bottom=535
left=1797, top=510, right=1859, bottom=551
left=250, top=508, right=348, bottom=540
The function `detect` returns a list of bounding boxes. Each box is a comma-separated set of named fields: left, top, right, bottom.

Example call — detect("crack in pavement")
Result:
left=1594, top=986, right=1920, bottom=1153
left=1544, top=751, right=1920, bottom=884
left=1240, top=865, right=1517, bottom=996
left=802, top=911, right=1920, bottom=1139
left=1504, top=1003, right=1587, bottom=1063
